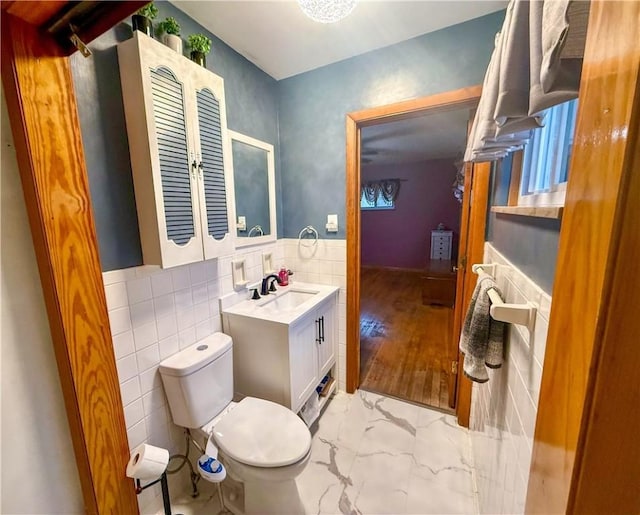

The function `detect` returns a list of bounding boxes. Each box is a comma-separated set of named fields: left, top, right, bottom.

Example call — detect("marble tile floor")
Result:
left=159, top=390, right=478, bottom=515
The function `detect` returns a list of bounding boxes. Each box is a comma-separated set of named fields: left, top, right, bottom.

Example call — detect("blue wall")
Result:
left=71, top=1, right=280, bottom=271
left=486, top=158, right=560, bottom=294
left=277, top=11, right=504, bottom=238
left=72, top=6, right=505, bottom=270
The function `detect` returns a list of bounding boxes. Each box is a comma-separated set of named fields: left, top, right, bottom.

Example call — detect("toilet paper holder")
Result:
left=134, top=473, right=173, bottom=515
left=127, top=443, right=173, bottom=515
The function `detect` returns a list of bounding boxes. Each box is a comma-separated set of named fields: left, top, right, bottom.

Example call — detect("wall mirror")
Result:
left=228, top=130, right=277, bottom=247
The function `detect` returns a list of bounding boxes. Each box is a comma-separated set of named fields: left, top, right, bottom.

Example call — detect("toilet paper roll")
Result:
left=126, top=444, right=169, bottom=480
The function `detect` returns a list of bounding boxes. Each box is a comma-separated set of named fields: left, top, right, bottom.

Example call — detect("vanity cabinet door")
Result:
left=316, top=294, right=337, bottom=378
left=189, top=66, right=235, bottom=259
left=119, top=32, right=204, bottom=268
left=289, top=314, right=319, bottom=414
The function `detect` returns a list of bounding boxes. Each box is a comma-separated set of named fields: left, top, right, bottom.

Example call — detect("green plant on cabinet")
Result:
left=188, top=34, right=212, bottom=54
left=158, top=16, right=180, bottom=36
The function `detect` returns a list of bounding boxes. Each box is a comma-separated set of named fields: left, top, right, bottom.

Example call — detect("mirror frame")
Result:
left=228, top=130, right=277, bottom=247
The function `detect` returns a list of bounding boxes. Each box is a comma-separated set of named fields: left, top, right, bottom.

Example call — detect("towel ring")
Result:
left=247, top=225, right=263, bottom=237
left=298, top=225, right=318, bottom=247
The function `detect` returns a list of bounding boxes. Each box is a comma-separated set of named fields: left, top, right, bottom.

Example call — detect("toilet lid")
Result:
left=212, top=397, right=311, bottom=468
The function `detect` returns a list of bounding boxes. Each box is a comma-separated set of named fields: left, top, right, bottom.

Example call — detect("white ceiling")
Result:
left=361, top=108, right=470, bottom=166
left=172, top=1, right=506, bottom=80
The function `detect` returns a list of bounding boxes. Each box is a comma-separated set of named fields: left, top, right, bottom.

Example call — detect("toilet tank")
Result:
left=159, top=333, right=233, bottom=429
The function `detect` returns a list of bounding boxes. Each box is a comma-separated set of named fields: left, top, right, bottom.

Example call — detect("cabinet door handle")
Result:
left=191, top=159, right=197, bottom=180
left=320, top=316, right=325, bottom=343
left=315, top=319, right=321, bottom=344
left=197, top=153, right=204, bottom=178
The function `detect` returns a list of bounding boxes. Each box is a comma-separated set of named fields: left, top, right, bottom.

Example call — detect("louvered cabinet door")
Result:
left=118, top=32, right=204, bottom=268
left=148, top=65, right=204, bottom=266
left=189, top=68, right=235, bottom=259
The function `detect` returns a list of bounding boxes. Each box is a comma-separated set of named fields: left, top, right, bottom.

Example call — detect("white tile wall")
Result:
left=282, top=238, right=347, bottom=390
left=469, top=243, right=551, bottom=514
left=103, top=238, right=351, bottom=513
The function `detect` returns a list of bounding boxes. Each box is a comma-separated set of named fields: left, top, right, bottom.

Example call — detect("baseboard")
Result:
left=361, top=264, right=424, bottom=274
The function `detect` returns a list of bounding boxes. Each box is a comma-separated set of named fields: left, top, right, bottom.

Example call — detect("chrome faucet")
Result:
left=260, top=274, right=281, bottom=296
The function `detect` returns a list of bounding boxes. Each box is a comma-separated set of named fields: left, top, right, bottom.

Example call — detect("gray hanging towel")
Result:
left=459, top=276, right=506, bottom=383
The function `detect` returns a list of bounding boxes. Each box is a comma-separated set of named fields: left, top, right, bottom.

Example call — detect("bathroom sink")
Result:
left=220, top=282, right=339, bottom=325
left=258, top=289, right=318, bottom=313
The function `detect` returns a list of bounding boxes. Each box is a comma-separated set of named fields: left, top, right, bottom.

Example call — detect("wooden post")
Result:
left=1, top=14, right=138, bottom=514
left=526, top=1, right=640, bottom=512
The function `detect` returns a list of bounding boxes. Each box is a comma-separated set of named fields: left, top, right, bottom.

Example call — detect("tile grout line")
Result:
left=466, top=428, right=482, bottom=515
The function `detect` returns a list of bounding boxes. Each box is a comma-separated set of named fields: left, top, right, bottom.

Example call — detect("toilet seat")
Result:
left=212, top=397, right=311, bottom=468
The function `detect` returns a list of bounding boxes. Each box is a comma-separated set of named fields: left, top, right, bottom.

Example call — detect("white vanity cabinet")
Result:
left=289, top=297, right=337, bottom=411
left=118, top=32, right=235, bottom=268
left=222, top=289, right=338, bottom=415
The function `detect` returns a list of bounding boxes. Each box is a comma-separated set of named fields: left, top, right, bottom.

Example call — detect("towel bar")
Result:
left=473, top=263, right=537, bottom=331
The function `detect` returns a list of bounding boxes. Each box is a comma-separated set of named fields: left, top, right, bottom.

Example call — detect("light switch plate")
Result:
left=326, top=214, right=338, bottom=232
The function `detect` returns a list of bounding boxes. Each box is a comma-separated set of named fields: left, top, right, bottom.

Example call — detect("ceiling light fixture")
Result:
left=298, top=0, right=357, bottom=24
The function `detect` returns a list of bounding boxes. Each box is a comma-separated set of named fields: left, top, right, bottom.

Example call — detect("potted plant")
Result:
left=158, top=17, right=182, bottom=54
left=188, top=34, right=212, bottom=67
left=132, top=3, right=158, bottom=37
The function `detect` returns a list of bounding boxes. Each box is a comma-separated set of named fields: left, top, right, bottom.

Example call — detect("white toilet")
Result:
left=159, top=332, right=311, bottom=514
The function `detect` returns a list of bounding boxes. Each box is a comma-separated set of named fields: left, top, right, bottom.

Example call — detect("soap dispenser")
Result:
left=278, top=266, right=289, bottom=286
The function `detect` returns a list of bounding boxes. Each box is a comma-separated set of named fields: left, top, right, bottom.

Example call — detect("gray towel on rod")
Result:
left=459, top=276, right=506, bottom=383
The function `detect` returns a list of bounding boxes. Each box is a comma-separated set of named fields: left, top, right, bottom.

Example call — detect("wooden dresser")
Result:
left=421, top=259, right=457, bottom=307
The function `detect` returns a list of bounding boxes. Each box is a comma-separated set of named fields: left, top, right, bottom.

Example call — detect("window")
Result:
left=361, top=190, right=395, bottom=210
left=518, top=99, right=578, bottom=206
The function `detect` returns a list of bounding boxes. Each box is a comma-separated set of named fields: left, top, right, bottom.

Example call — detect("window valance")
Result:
left=464, top=0, right=590, bottom=163
left=361, top=179, right=401, bottom=203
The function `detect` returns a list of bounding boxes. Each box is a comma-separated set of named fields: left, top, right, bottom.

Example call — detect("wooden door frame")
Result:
left=451, top=160, right=491, bottom=426
left=1, top=3, right=145, bottom=513
left=526, top=1, right=640, bottom=512
left=345, top=85, right=482, bottom=425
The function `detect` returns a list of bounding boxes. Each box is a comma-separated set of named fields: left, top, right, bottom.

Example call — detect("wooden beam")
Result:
left=349, top=85, right=482, bottom=127
left=43, top=1, right=148, bottom=56
left=526, top=1, right=640, bottom=513
left=1, top=14, right=138, bottom=514
left=2, top=2, right=147, bottom=56
left=1, top=1, right=66, bottom=26
left=570, top=78, right=640, bottom=513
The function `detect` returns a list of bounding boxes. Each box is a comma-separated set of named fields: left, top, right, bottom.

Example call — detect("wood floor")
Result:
left=359, top=267, right=454, bottom=411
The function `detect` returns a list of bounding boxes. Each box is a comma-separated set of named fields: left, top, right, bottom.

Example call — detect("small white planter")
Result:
left=162, top=34, right=182, bottom=54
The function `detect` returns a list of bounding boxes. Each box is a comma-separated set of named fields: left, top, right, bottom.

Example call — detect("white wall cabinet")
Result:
left=223, top=291, right=338, bottom=415
left=118, top=32, right=235, bottom=268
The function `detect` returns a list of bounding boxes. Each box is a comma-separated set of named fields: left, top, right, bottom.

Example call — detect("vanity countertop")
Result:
left=221, top=282, right=339, bottom=326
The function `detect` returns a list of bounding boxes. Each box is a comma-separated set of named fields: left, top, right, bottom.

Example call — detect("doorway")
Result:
left=345, top=87, right=483, bottom=420
left=358, top=110, right=468, bottom=410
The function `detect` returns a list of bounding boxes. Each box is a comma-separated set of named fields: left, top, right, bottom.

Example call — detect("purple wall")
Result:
left=361, top=159, right=461, bottom=269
